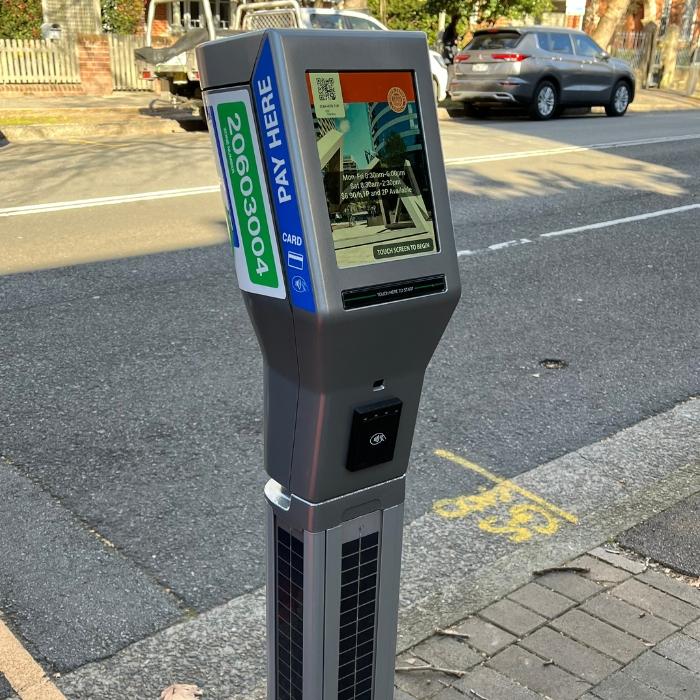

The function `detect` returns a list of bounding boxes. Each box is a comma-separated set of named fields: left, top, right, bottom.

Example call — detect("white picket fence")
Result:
left=0, top=35, right=154, bottom=91
left=108, top=34, right=154, bottom=91
left=0, top=38, right=81, bottom=84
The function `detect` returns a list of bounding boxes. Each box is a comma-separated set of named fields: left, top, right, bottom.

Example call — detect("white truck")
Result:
left=136, top=0, right=448, bottom=116
left=135, top=0, right=303, bottom=114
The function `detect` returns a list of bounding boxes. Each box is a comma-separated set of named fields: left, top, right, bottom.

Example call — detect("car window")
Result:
left=573, top=34, right=603, bottom=57
left=467, top=32, right=522, bottom=50
left=545, top=32, right=574, bottom=55
left=535, top=32, right=551, bottom=51
left=345, top=16, right=382, bottom=30
left=308, top=13, right=344, bottom=29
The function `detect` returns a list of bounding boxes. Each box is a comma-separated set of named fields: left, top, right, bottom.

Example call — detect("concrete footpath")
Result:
left=42, top=398, right=698, bottom=700
left=0, top=93, right=200, bottom=143
left=1, top=88, right=699, bottom=143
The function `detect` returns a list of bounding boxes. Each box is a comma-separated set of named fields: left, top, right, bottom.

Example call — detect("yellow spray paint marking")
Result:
left=0, top=618, right=66, bottom=700
left=433, top=449, right=578, bottom=544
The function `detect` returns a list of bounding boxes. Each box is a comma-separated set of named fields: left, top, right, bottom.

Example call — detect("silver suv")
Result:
left=448, top=27, right=635, bottom=119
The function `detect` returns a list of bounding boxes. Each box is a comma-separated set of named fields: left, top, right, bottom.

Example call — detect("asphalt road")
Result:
left=0, top=109, right=698, bottom=678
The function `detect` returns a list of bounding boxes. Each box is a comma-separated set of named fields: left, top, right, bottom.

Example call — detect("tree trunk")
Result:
left=659, top=25, right=680, bottom=89
left=641, top=21, right=658, bottom=88
left=641, top=0, right=656, bottom=24
left=591, top=0, right=631, bottom=50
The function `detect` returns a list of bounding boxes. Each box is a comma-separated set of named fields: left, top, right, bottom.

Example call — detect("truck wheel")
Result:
left=529, top=81, right=558, bottom=120
left=605, top=81, right=631, bottom=117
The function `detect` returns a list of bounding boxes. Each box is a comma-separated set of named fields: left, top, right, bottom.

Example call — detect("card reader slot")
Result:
left=342, top=274, right=446, bottom=310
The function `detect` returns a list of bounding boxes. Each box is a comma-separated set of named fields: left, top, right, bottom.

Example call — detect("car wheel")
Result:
left=445, top=102, right=466, bottom=118
left=465, top=103, right=489, bottom=119
left=605, top=81, right=631, bottom=117
left=529, top=81, right=558, bottom=120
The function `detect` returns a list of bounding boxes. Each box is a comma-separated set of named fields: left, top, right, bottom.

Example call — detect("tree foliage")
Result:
left=0, top=0, right=43, bottom=39
left=427, top=0, right=554, bottom=28
left=368, top=0, right=553, bottom=45
left=101, top=0, right=144, bottom=34
left=368, top=0, right=440, bottom=43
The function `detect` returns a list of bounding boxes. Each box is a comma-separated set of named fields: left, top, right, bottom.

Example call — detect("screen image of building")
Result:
left=309, top=73, right=438, bottom=268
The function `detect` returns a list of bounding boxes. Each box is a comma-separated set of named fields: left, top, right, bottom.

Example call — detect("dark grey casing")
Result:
left=197, top=29, right=461, bottom=506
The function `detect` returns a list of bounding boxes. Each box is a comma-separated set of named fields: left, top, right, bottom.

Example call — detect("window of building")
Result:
left=170, top=1, right=232, bottom=30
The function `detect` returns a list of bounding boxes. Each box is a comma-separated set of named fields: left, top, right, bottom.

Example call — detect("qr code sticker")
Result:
left=317, top=77, right=336, bottom=101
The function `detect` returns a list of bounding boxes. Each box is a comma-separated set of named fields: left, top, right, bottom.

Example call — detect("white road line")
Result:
left=458, top=238, right=531, bottom=257
left=444, top=133, right=700, bottom=166
left=457, top=203, right=699, bottom=258
left=0, top=186, right=219, bottom=218
left=539, top=202, right=700, bottom=238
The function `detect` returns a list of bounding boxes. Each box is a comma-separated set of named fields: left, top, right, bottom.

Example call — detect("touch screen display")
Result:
left=307, top=71, right=438, bottom=269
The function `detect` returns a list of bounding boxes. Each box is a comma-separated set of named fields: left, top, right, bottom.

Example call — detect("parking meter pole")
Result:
left=198, top=29, right=461, bottom=699
left=265, top=479, right=406, bottom=698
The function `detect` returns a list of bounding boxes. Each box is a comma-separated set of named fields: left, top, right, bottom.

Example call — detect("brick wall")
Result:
left=152, top=3, right=171, bottom=37
left=77, top=34, right=112, bottom=96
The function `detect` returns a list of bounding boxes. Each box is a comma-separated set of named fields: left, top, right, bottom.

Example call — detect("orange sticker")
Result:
left=307, top=71, right=415, bottom=104
left=387, top=87, right=407, bottom=113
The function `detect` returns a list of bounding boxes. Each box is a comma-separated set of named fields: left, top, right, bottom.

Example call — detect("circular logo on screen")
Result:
left=387, top=87, right=407, bottom=113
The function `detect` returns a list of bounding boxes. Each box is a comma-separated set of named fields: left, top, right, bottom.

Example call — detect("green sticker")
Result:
left=217, top=101, right=279, bottom=289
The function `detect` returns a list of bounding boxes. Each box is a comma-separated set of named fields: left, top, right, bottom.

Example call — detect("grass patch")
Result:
left=0, top=114, right=73, bottom=126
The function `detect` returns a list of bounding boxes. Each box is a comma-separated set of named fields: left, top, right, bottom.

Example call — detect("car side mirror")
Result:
left=599, top=51, right=610, bottom=60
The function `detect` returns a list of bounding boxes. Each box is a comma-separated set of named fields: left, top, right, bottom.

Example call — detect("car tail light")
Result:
left=454, top=53, right=470, bottom=62
left=140, top=70, right=152, bottom=79
left=192, top=70, right=200, bottom=80
left=491, top=53, right=529, bottom=61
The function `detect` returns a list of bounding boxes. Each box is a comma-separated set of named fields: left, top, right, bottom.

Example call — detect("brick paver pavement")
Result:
left=395, top=547, right=700, bottom=699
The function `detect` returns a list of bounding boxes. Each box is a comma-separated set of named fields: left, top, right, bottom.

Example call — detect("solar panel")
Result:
left=276, top=525, right=304, bottom=700
left=337, top=531, right=379, bottom=699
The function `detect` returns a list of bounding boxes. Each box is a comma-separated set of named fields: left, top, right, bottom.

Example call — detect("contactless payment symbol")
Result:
left=292, top=276, right=308, bottom=293
left=370, top=432, right=387, bottom=446
left=388, top=87, right=407, bottom=113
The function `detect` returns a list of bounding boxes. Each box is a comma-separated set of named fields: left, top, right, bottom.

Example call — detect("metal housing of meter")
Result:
left=198, top=29, right=460, bottom=700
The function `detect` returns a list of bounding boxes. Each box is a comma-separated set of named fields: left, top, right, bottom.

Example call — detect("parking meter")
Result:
left=197, top=29, right=461, bottom=700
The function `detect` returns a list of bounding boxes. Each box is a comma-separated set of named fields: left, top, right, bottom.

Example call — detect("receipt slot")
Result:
left=197, top=29, right=460, bottom=700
